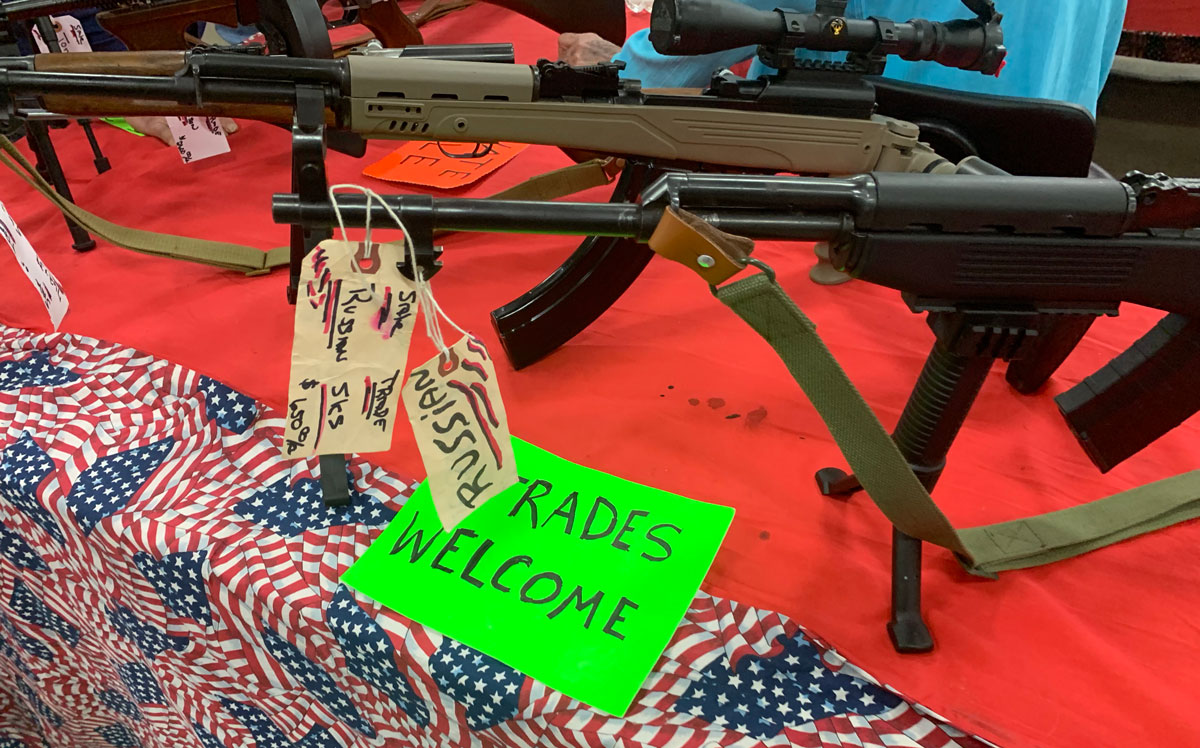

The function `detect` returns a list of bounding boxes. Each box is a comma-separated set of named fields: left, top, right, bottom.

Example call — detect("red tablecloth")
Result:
left=1, top=6, right=1198, bottom=746
left=1126, top=0, right=1200, bottom=35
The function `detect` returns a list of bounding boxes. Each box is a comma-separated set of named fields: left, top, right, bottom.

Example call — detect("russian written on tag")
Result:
left=342, top=438, right=734, bottom=716
left=166, top=116, right=231, bottom=164
left=402, top=335, right=517, bottom=529
left=32, top=15, right=91, bottom=53
left=0, top=201, right=68, bottom=330
left=285, top=240, right=419, bottom=457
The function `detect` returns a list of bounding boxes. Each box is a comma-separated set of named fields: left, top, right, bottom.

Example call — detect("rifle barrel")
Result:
left=270, top=194, right=847, bottom=242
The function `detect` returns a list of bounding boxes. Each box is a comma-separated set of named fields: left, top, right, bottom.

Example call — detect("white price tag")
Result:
left=166, top=116, right=231, bottom=164
left=0, top=202, right=68, bottom=330
left=31, top=15, right=91, bottom=53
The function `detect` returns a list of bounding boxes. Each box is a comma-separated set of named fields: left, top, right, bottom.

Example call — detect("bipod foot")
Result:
left=815, top=467, right=862, bottom=498
left=887, top=612, right=934, bottom=654
left=888, top=528, right=933, bottom=653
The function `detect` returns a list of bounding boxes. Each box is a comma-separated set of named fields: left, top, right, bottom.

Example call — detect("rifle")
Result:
left=0, top=0, right=1007, bottom=287
left=0, top=0, right=1029, bottom=353
left=271, top=167, right=1200, bottom=651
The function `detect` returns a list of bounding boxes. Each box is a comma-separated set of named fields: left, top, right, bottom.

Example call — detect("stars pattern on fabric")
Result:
left=260, top=627, right=376, bottom=737
left=234, top=475, right=394, bottom=538
left=0, top=334, right=980, bottom=748
left=0, top=522, right=47, bottom=571
left=674, top=633, right=904, bottom=740
left=0, top=350, right=79, bottom=392
left=191, top=723, right=224, bottom=748
left=65, top=439, right=173, bottom=535
left=95, top=723, right=142, bottom=748
left=117, top=662, right=165, bottom=705
left=99, top=689, right=143, bottom=722
left=430, top=638, right=523, bottom=731
left=108, top=606, right=187, bottom=660
left=221, top=699, right=341, bottom=748
left=197, top=376, right=258, bottom=434
left=0, top=622, right=34, bottom=678
left=132, top=550, right=211, bottom=624
left=0, top=612, right=52, bottom=663
left=9, top=579, right=77, bottom=647
left=16, top=679, right=61, bottom=729
left=0, top=434, right=63, bottom=544
left=326, top=585, right=429, bottom=726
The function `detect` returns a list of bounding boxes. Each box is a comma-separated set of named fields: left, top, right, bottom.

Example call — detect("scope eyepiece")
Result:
left=649, top=0, right=1006, bottom=75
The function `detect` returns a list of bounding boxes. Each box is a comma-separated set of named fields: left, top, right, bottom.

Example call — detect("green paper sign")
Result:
left=101, top=117, right=144, bottom=136
left=342, top=437, right=734, bottom=716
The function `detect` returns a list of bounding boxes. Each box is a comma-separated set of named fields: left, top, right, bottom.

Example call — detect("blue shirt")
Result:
left=613, top=0, right=1127, bottom=113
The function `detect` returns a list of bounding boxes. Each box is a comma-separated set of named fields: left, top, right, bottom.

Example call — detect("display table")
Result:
left=0, top=5, right=1197, bottom=747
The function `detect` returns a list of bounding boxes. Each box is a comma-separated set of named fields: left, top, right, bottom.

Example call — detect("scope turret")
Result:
left=649, top=0, right=1006, bottom=75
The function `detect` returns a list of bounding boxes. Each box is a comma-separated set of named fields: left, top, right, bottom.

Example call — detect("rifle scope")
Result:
left=649, top=0, right=1006, bottom=75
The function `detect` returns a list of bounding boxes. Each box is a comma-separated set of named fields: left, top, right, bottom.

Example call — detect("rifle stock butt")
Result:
left=1055, top=313, right=1200, bottom=472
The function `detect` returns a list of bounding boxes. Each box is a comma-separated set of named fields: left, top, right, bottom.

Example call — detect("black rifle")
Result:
left=485, top=0, right=1100, bottom=385
left=273, top=167, right=1200, bottom=650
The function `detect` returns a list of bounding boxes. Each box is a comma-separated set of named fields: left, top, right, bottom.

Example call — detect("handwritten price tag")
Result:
left=402, top=335, right=517, bottom=529
left=166, top=116, right=231, bottom=164
left=0, top=201, right=68, bottom=330
left=285, top=240, right=419, bottom=458
left=31, top=15, right=91, bottom=53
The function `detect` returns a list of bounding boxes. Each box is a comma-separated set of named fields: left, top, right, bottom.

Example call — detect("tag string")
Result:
left=327, top=183, right=468, bottom=357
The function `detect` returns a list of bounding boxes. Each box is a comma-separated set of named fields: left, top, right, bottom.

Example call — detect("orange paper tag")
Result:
left=362, top=141, right=528, bottom=189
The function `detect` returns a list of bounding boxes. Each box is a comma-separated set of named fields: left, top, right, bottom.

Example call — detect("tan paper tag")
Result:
left=284, top=240, right=419, bottom=457
left=402, top=335, right=518, bottom=529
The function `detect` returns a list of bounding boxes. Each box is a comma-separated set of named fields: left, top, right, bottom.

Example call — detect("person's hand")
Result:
left=123, top=116, right=239, bottom=146
left=557, top=32, right=621, bottom=66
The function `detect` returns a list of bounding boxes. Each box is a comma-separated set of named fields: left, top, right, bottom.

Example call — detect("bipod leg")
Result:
left=816, top=310, right=1002, bottom=652
left=78, top=120, right=111, bottom=174
left=887, top=334, right=994, bottom=652
left=25, top=122, right=95, bottom=251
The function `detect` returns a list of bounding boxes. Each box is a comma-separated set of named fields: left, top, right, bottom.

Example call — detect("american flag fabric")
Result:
left=0, top=325, right=989, bottom=748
